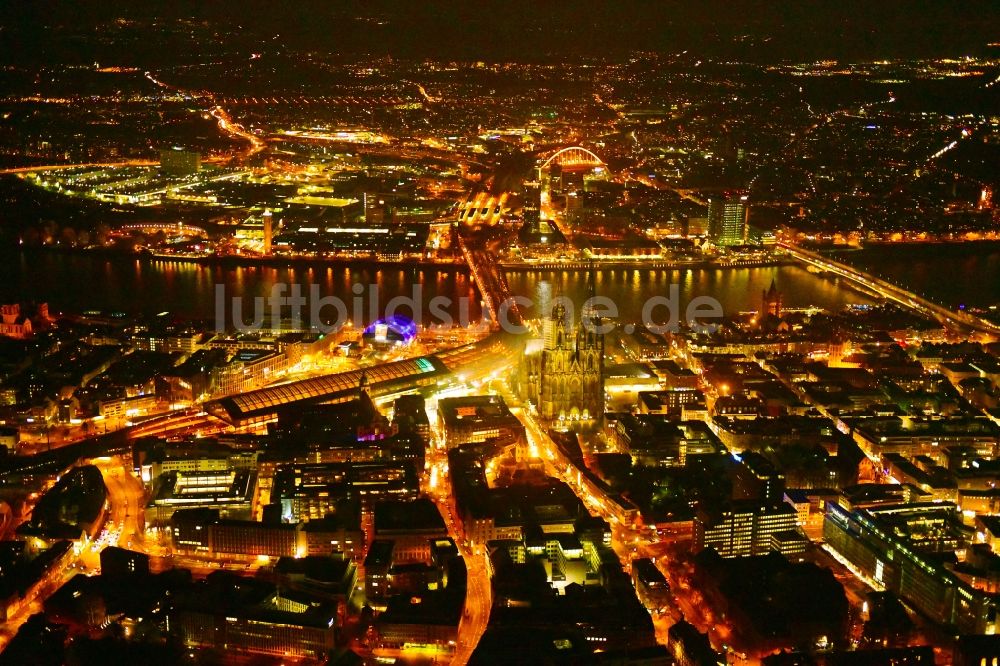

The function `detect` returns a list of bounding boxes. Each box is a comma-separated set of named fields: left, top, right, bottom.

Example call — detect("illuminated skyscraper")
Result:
left=159, top=147, right=201, bottom=176
left=262, top=209, right=273, bottom=255
left=707, top=193, right=748, bottom=246
left=980, top=186, right=994, bottom=210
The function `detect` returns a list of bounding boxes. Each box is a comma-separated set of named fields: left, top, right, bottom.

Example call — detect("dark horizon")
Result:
left=3, top=0, right=1000, bottom=65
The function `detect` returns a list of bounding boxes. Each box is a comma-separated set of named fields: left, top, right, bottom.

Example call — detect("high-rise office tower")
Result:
left=707, top=192, right=748, bottom=246
left=262, top=209, right=273, bottom=255
left=159, top=147, right=201, bottom=176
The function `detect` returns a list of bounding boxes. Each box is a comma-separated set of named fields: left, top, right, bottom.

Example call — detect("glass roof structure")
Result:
left=206, top=355, right=449, bottom=425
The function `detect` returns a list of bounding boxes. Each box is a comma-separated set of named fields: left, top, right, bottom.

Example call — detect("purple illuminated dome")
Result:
left=362, top=315, right=418, bottom=346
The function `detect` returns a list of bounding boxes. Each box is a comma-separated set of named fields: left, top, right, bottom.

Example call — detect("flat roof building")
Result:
left=438, top=395, right=525, bottom=450
left=693, top=501, right=801, bottom=559
left=147, top=469, right=257, bottom=524
left=825, top=501, right=999, bottom=634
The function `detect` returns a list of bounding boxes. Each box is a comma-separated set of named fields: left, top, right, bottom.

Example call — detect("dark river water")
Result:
left=3, top=243, right=997, bottom=327
left=828, top=242, right=1000, bottom=310
left=0, top=248, right=870, bottom=326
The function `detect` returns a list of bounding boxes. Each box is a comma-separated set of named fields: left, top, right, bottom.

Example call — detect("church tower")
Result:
left=522, top=301, right=604, bottom=423
left=761, top=278, right=783, bottom=319
left=543, top=302, right=568, bottom=351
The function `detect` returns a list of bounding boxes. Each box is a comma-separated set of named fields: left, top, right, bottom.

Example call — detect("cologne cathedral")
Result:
left=518, top=302, right=605, bottom=422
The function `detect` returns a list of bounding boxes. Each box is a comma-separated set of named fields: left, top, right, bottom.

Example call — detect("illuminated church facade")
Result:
left=519, top=303, right=604, bottom=422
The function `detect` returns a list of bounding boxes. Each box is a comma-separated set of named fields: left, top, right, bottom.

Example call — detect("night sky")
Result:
left=2, top=0, right=999, bottom=64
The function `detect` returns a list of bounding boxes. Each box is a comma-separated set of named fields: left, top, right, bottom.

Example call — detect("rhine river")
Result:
left=3, top=243, right=999, bottom=326
left=0, top=248, right=866, bottom=326
left=828, top=242, right=1000, bottom=310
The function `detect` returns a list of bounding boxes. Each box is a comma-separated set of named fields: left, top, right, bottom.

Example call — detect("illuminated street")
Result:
left=1, top=4, right=1000, bottom=664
